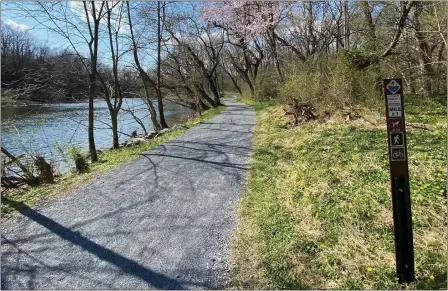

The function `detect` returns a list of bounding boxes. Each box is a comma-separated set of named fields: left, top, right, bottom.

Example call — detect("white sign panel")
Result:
left=387, top=94, right=402, bottom=117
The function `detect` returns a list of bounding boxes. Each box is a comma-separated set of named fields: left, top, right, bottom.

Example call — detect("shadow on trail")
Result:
left=199, top=122, right=256, bottom=126
left=199, top=128, right=253, bottom=134
left=168, top=140, right=253, bottom=151
left=140, top=153, right=249, bottom=171
left=1, top=197, right=186, bottom=290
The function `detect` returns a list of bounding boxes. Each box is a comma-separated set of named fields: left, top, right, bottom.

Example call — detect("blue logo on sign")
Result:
left=386, top=80, right=401, bottom=94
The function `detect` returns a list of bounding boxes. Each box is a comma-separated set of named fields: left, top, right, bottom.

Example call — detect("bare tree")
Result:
left=82, top=1, right=105, bottom=161
left=157, top=1, right=169, bottom=128
left=126, top=1, right=162, bottom=132
left=17, top=1, right=107, bottom=162
left=164, top=2, right=224, bottom=106
left=96, top=1, right=125, bottom=149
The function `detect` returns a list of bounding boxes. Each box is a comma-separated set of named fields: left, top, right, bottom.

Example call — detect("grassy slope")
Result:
left=2, top=106, right=225, bottom=216
left=229, top=96, right=446, bottom=290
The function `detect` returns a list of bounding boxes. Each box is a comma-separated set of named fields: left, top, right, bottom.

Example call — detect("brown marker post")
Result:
left=383, top=78, right=414, bottom=284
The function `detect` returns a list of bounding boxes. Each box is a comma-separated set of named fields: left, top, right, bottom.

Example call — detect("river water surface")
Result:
left=1, top=99, right=191, bottom=172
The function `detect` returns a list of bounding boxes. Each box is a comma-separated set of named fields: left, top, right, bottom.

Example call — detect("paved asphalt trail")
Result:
left=1, top=98, right=255, bottom=289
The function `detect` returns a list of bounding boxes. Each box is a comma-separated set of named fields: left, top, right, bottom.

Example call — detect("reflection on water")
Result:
left=1, top=99, right=191, bottom=172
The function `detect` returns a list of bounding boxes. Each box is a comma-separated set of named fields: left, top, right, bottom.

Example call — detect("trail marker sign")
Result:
left=383, top=78, right=414, bottom=284
left=387, top=94, right=403, bottom=117
left=389, top=118, right=403, bottom=132
left=390, top=133, right=404, bottom=146
left=391, top=147, right=406, bottom=161
left=386, top=79, right=401, bottom=94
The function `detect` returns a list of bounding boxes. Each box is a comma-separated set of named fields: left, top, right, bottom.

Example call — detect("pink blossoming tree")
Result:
left=202, top=1, right=289, bottom=83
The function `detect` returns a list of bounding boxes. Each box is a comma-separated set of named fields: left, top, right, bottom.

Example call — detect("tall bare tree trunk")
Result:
left=208, top=74, right=222, bottom=106
left=223, top=66, right=242, bottom=95
left=111, top=111, right=119, bottom=149
left=83, top=1, right=102, bottom=162
left=414, top=2, right=435, bottom=94
left=102, top=1, right=124, bottom=149
left=266, top=2, right=283, bottom=82
left=268, top=28, right=283, bottom=82
left=343, top=1, right=350, bottom=49
left=126, top=1, right=162, bottom=132
left=88, top=73, right=97, bottom=161
left=157, top=1, right=169, bottom=129
left=360, top=2, right=376, bottom=43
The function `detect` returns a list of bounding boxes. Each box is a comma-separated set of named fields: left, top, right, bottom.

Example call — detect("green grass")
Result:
left=2, top=106, right=225, bottom=216
left=229, top=96, right=446, bottom=289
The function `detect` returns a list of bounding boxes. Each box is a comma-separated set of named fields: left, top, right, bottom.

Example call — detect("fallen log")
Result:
left=1, top=147, right=34, bottom=179
left=1, top=175, right=38, bottom=190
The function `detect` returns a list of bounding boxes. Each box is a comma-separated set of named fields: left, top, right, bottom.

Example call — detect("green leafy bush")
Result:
left=67, top=145, right=89, bottom=174
left=55, top=142, right=89, bottom=174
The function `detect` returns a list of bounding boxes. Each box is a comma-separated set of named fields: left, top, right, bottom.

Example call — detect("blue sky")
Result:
left=2, top=2, right=70, bottom=49
left=1, top=1, right=150, bottom=68
left=1, top=1, right=207, bottom=70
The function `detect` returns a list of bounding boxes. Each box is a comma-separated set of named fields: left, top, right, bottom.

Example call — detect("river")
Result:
left=1, top=99, right=191, bottom=173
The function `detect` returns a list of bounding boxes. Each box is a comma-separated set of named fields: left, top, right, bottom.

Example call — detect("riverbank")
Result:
left=1, top=90, right=198, bottom=107
left=1, top=96, right=44, bottom=107
left=229, top=95, right=446, bottom=289
left=1, top=105, right=225, bottom=216
left=1, top=95, right=153, bottom=107
left=2, top=98, right=193, bottom=174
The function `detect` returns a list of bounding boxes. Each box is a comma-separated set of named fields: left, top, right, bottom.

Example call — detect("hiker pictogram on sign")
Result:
left=389, top=118, right=403, bottom=132
left=391, top=133, right=404, bottom=146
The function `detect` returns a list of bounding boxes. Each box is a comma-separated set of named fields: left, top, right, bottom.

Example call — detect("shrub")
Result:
left=67, top=146, right=89, bottom=174
left=280, top=72, right=319, bottom=104
left=278, top=52, right=384, bottom=113
left=325, top=53, right=356, bottom=109
left=254, top=71, right=282, bottom=101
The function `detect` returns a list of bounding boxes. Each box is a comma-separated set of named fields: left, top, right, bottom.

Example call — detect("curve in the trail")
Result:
left=1, top=98, right=255, bottom=290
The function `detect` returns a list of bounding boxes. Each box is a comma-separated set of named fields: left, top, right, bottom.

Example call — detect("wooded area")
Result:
left=1, top=1, right=446, bottom=184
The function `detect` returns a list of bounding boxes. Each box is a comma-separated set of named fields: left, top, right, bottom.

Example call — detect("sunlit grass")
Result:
left=229, top=96, right=446, bottom=289
left=1, top=106, right=225, bottom=216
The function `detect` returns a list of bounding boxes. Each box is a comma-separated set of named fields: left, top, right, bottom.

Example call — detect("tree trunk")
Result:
left=360, top=2, right=376, bottom=43
left=343, top=1, right=350, bottom=49
left=126, top=1, right=162, bottom=132
left=241, top=71, right=255, bottom=96
left=141, top=74, right=162, bottom=132
left=207, top=74, right=222, bottom=106
left=267, top=27, right=283, bottom=82
left=157, top=1, right=169, bottom=129
left=111, top=110, right=119, bottom=149
left=198, top=97, right=210, bottom=111
left=84, top=1, right=101, bottom=163
left=194, top=84, right=217, bottom=108
left=88, top=74, right=98, bottom=162
left=104, top=2, right=124, bottom=150
left=414, top=2, right=435, bottom=94
left=225, top=69, right=242, bottom=95
left=156, top=92, right=168, bottom=128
